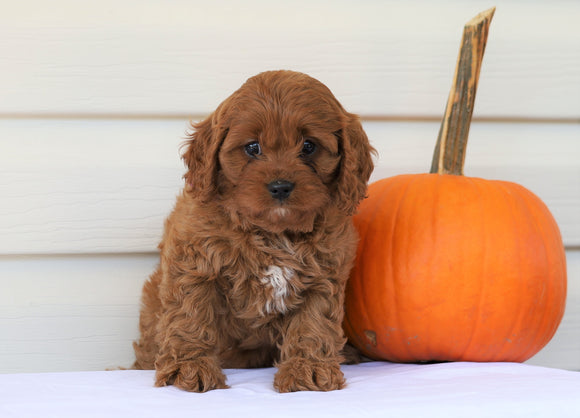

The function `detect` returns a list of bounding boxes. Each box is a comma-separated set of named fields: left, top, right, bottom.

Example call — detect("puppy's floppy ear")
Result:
left=334, top=113, right=375, bottom=215
left=182, top=111, right=226, bottom=202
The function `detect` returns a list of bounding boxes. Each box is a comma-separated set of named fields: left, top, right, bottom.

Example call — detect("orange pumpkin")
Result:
left=343, top=174, right=567, bottom=362
left=343, top=8, right=567, bottom=363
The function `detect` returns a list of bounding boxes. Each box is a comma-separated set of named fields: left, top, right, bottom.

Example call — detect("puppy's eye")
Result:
left=301, top=139, right=317, bottom=156
left=244, top=141, right=262, bottom=158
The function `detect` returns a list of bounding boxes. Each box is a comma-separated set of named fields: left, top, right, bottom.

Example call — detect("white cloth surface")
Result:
left=0, top=362, right=578, bottom=418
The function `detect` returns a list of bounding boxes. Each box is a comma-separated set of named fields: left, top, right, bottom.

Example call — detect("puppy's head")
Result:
left=183, top=70, right=374, bottom=233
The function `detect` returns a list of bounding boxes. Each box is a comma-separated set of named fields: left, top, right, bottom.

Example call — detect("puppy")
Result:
left=132, top=70, right=374, bottom=392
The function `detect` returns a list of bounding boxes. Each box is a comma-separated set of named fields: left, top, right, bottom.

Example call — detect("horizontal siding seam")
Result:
left=0, top=113, right=579, bottom=124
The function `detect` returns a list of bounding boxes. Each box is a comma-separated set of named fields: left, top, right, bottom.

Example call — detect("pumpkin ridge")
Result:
left=424, top=175, right=440, bottom=360
left=498, top=181, right=528, bottom=361
left=515, top=183, right=566, bottom=361
left=459, top=177, right=489, bottom=360
left=346, top=176, right=409, bottom=358
left=521, top=187, right=553, bottom=361
left=426, top=174, right=451, bottom=360
left=355, top=179, right=392, bottom=356
left=511, top=184, right=549, bottom=361
left=497, top=180, right=553, bottom=361
left=392, top=174, right=427, bottom=361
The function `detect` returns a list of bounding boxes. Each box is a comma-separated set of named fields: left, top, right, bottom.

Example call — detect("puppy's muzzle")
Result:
left=267, top=180, right=295, bottom=202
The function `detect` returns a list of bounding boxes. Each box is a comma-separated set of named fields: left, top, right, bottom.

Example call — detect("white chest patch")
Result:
left=260, top=266, right=295, bottom=315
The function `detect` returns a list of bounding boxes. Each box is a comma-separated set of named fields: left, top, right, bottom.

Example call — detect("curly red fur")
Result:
left=133, top=70, right=375, bottom=392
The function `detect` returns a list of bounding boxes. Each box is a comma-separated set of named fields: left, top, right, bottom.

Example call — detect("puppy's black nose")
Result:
left=267, top=180, right=295, bottom=201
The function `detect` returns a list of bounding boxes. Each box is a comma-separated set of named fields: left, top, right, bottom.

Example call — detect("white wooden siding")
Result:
left=1, top=120, right=578, bottom=254
left=1, top=0, right=578, bottom=372
left=1, top=1, right=579, bottom=119
left=1, top=252, right=577, bottom=373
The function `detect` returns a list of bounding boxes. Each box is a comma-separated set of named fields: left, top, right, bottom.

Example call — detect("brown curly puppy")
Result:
left=132, top=70, right=374, bottom=392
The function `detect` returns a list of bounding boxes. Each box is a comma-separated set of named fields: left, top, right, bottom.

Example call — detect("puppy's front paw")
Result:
left=155, top=356, right=228, bottom=392
left=274, top=357, right=345, bottom=392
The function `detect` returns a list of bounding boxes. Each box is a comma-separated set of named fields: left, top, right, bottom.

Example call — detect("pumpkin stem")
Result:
left=430, top=7, right=495, bottom=175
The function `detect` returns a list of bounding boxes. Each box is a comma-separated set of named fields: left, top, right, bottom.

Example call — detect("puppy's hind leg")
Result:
left=132, top=267, right=163, bottom=370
